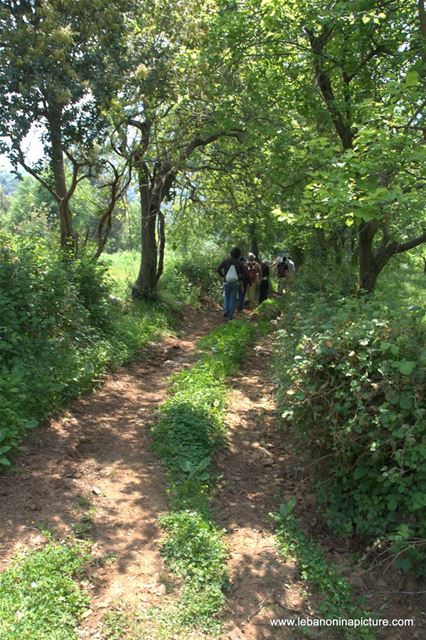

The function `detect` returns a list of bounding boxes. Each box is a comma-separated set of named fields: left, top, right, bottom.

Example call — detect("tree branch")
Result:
left=13, top=145, right=58, bottom=200
left=395, top=231, right=426, bottom=253
left=184, top=129, right=244, bottom=159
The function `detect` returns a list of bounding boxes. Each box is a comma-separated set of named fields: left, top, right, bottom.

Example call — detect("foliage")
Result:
left=294, top=253, right=358, bottom=296
left=273, top=508, right=375, bottom=639
left=161, top=248, right=224, bottom=305
left=0, top=233, right=171, bottom=467
left=0, top=540, right=90, bottom=640
left=274, top=286, right=426, bottom=573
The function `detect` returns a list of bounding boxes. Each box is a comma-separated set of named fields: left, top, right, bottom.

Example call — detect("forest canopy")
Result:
left=0, top=0, right=424, bottom=295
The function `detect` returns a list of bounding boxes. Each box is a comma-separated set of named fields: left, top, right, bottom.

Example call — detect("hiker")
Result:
left=287, top=255, right=296, bottom=287
left=259, top=259, right=270, bottom=304
left=276, top=255, right=289, bottom=294
left=246, top=252, right=262, bottom=307
left=237, top=256, right=250, bottom=312
left=217, top=247, right=246, bottom=320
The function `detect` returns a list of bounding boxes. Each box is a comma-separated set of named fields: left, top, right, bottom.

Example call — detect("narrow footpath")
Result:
left=0, top=306, right=220, bottom=638
left=1, top=309, right=424, bottom=640
left=213, top=336, right=309, bottom=640
left=213, top=331, right=424, bottom=640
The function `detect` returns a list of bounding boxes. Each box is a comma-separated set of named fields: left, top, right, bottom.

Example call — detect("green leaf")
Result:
left=398, top=361, right=415, bottom=375
left=405, top=70, right=419, bottom=86
left=353, top=466, right=366, bottom=480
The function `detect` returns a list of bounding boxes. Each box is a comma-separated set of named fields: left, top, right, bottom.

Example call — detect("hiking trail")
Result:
left=0, top=306, right=219, bottom=637
left=0, top=308, right=423, bottom=640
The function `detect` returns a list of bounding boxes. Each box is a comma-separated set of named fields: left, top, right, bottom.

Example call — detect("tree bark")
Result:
left=46, top=104, right=76, bottom=250
left=132, top=160, right=159, bottom=299
left=358, top=220, right=379, bottom=292
left=249, top=222, right=259, bottom=258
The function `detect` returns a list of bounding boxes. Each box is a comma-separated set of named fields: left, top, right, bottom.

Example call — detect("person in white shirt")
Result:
left=287, top=255, right=296, bottom=287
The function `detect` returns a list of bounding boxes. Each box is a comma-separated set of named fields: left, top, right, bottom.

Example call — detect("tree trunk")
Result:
left=249, top=222, right=259, bottom=258
left=46, top=105, right=75, bottom=250
left=358, top=220, right=379, bottom=292
left=132, top=162, right=159, bottom=299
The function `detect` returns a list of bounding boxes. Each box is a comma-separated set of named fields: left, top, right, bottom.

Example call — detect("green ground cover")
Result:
left=0, top=541, right=90, bottom=640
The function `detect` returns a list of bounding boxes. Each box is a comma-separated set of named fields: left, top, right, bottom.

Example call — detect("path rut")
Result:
left=213, top=337, right=309, bottom=640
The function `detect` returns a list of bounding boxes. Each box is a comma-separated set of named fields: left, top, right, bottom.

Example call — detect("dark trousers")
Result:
left=259, top=279, right=269, bottom=304
left=237, top=283, right=247, bottom=311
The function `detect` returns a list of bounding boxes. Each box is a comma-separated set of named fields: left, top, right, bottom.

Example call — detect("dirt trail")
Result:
left=214, top=334, right=425, bottom=640
left=0, top=305, right=219, bottom=635
left=2, top=309, right=424, bottom=640
left=212, top=337, right=308, bottom=640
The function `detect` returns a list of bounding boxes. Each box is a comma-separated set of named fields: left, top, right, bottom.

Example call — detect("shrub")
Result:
left=274, top=291, right=426, bottom=573
left=0, top=234, right=171, bottom=467
left=160, top=249, right=223, bottom=305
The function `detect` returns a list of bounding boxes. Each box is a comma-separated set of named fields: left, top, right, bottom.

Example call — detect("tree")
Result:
left=211, top=0, right=426, bottom=291
left=0, top=0, right=131, bottom=249
left=108, top=0, right=245, bottom=299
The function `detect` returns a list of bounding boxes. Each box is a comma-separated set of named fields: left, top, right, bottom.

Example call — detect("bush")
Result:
left=160, top=249, right=223, bottom=306
left=294, top=253, right=357, bottom=296
left=274, top=291, right=426, bottom=573
left=0, top=234, right=171, bottom=467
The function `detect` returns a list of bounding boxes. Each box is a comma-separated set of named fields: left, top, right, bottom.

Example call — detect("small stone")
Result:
left=81, top=609, right=93, bottom=619
left=154, top=584, right=167, bottom=596
left=348, top=574, right=366, bottom=592
left=92, top=486, right=102, bottom=496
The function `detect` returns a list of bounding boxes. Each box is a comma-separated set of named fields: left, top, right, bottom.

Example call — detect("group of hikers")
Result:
left=217, top=247, right=295, bottom=321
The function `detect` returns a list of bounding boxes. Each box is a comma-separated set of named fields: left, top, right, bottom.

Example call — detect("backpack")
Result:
left=225, top=264, right=239, bottom=282
left=246, top=261, right=259, bottom=284
left=277, top=260, right=288, bottom=277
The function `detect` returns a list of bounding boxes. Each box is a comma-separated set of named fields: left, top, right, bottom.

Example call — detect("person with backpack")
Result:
left=245, top=253, right=262, bottom=307
left=259, top=259, right=270, bottom=304
left=276, top=255, right=289, bottom=294
left=237, top=256, right=250, bottom=312
left=217, top=247, right=246, bottom=320
left=286, top=255, right=296, bottom=288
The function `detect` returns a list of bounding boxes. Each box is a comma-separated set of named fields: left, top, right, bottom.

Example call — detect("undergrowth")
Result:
left=0, top=540, right=90, bottom=640
left=0, top=234, right=172, bottom=467
left=274, top=288, right=426, bottom=574
left=273, top=505, right=375, bottom=639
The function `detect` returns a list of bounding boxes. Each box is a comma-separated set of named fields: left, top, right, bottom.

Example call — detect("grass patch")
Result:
left=273, top=507, right=375, bottom=639
left=148, top=319, right=256, bottom=635
left=103, top=250, right=139, bottom=298
left=0, top=541, right=90, bottom=640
